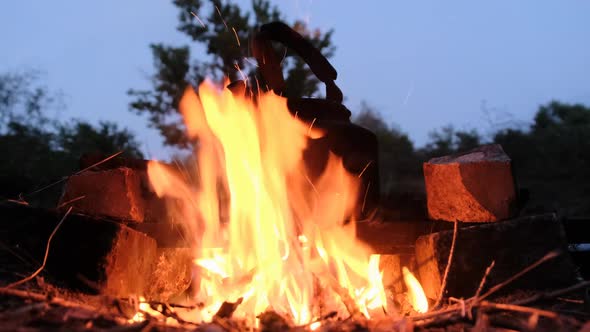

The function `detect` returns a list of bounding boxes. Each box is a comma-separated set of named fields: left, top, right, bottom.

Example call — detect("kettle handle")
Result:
left=251, top=21, right=343, bottom=103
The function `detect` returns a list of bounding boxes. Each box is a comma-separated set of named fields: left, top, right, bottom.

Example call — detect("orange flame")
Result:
left=148, top=80, right=393, bottom=324
left=402, top=267, right=429, bottom=313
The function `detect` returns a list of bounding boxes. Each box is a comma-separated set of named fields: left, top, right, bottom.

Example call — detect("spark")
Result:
left=357, top=161, right=373, bottom=178
left=403, top=80, right=414, bottom=106
left=303, top=173, right=319, bottom=196
left=307, top=118, right=317, bottom=136
left=233, top=63, right=247, bottom=82
left=243, top=57, right=258, bottom=68
left=215, top=5, right=228, bottom=31
left=190, top=11, right=206, bottom=28
left=279, top=47, right=288, bottom=66
left=231, top=27, right=241, bottom=47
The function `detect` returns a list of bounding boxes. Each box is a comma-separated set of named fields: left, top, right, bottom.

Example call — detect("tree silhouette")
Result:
left=354, top=102, right=419, bottom=193
left=128, top=0, right=335, bottom=147
left=423, top=125, right=482, bottom=158
left=0, top=71, right=143, bottom=205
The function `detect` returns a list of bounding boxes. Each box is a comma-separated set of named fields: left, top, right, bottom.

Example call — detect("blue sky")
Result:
left=1, top=1, right=589, bottom=159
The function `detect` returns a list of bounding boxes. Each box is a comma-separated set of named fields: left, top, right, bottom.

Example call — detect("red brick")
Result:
left=59, top=164, right=188, bottom=227
left=1, top=202, right=158, bottom=297
left=379, top=254, right=417, bottom=294
left=423, top=144, right=517, bottom=222
left=356, top=221, right=426, bottom=255
left=98, top=222, right=158, bottom=297
left=59, top=168, right=145, bottom=222
left=146, top=248, right=193, bottom=301
left=414, top=214, right=578, bottom=300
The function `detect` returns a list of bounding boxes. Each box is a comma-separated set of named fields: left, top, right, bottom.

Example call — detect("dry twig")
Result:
left=0, top=287, right=128, bottom=324
left=476, top=250, right=561, bottom=302
left=412, top=252, right=586, bottom=328
left=159, top=303, right=199, bottom=326
left=22, top=151, right=123, bottom=199
left=478, top=301, right=559, bottom=319
left=432, top=220, right=459, bottom=309
left=57, top=195, right=86, bottom=208
left=1, top=206, right=73, bottom=289
left=512, top=279, right=590, bottom=306
left=468, top=260, right=496, bottom=319
left=474, top=260, right=496, bottom=300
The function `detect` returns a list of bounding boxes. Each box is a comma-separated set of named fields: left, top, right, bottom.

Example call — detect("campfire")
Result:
left=146, top=77, right=427, bottom=326
left=1, top=20, right=589, bottom=332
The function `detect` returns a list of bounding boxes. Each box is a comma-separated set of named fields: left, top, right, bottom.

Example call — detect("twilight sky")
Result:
left=1, top=1, right=589, bottom=159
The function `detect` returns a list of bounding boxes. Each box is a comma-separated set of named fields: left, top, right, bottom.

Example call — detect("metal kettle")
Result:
left=230, top=21, right=380, bottom=220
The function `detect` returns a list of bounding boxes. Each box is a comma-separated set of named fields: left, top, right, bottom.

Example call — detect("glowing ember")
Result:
left=147, top=79, right=407, bottom=325
left=309, top=321, right=322, bottom=330
left=129, top=297, right=162, bottom=323
left=129, top=304, right=148, bottom=322
left=402, top=267, right=429, bottom=313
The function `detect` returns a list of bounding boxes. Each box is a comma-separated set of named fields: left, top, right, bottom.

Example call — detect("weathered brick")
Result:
left=95, top=222, right=158, bottom=297
left=379, top=254, right=417, bottom=294
left=356, top=221, right=427, bottom=255
left=59, top=166, right=187, bottom=226
left=146, top=248, right=193, bottom=301
left=414, top=214, right=578, bottom=300
left=129, top=222, right=190, bottom=248
left=1, top=203, right=158, bottom=297
left=59, top=168, right=145, bottom=222
left=423, top=144, right=517, bottom=222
